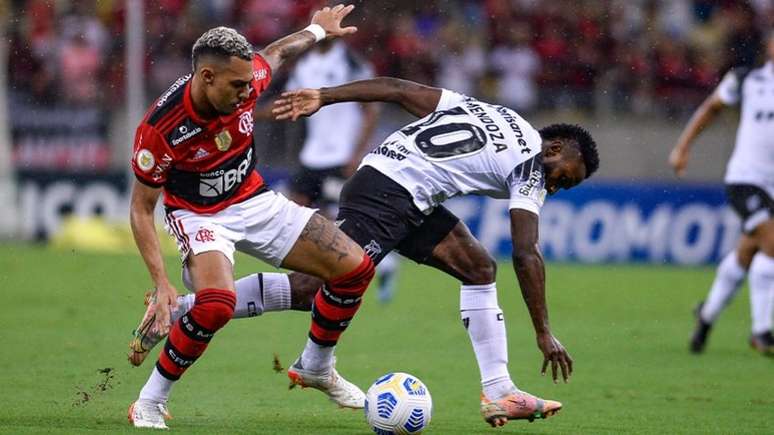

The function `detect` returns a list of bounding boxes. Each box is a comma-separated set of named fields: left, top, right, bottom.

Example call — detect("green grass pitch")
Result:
left=0, top=244, right=772, bottom=434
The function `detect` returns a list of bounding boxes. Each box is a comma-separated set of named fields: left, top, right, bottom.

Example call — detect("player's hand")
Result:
left=151, top=282, right=179, bottom=335
left=310, top=4, right=358, bottom=39
left=537, top=333, right=573, bottom=383
left=273, top=89, right=322, bottom=121
left=668, top=147, right=689, bottom=177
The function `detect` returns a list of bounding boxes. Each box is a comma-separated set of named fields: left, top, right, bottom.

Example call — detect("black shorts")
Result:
left=336, top=166, right=460, bottom=265
left=726, top=184, right=774, bottom=233
left=290, top=165, right=346, bottom=205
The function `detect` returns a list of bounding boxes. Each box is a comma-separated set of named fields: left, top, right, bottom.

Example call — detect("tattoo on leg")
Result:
left=300, top=214, right=351, bottom=261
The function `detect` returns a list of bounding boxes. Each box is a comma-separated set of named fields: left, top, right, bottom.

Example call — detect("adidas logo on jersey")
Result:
left=193, top=148, right=209, bottom=160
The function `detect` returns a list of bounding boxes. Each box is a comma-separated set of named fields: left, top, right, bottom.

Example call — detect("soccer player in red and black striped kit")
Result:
left=126, top=5, right=373, bottom=429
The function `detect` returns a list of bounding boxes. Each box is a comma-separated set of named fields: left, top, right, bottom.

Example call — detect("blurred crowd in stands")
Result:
left=8, top=0, right=773, bottom=118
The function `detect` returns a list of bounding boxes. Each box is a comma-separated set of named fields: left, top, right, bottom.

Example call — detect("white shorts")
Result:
left=164, top=190, right=316, bottom=268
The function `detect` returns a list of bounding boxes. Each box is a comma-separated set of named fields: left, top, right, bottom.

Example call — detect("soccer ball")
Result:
left=364, top=372, right=432, bottom=434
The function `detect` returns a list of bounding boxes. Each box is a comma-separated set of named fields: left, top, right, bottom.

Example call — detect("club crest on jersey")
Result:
left=238, top=111, right=254, bottom=135
left=215, top=129, right=232, bottom=151
left=136, top=149, right=155, bottom=172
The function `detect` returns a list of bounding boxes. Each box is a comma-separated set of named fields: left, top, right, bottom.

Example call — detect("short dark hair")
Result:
left=191, top=27, right=253, bottom=70
left=539, top=123, right=599, bottom=178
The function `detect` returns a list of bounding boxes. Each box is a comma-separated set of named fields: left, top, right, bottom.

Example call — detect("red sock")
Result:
left=156, top=288, right=236, bottom=380
left=309, top=254, right=375, bottom=346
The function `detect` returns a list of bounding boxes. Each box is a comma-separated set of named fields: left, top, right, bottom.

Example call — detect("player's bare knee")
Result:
left=462, top=255, right=497, bottom=285
left=753, top=221, right=774, bottom=257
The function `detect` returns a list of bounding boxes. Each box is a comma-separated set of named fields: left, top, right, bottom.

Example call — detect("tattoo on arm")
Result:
left=299, top=214, right=351, bottom=262
left=259, top=31, right=316, bottom=72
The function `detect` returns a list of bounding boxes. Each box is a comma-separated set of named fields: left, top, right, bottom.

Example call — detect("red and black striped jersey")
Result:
left=131, top=53, right=272, bottom=214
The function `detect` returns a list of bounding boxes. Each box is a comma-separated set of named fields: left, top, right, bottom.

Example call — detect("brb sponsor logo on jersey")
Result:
left=199, top=148, right=253, bottom=197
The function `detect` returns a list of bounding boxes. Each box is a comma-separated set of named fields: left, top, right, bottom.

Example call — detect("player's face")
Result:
left=542, top=141, right=586, bottom=195
left=767, top=35, right=774, bottom=62
left=203, top=56, right=254, bottom=115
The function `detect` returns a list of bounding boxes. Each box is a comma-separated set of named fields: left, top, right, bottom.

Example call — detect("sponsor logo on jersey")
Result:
left=215, top=129, right=232, bottom=151
left=169, top=119, right=203, bottom=147
left=198, top=148, right=252, bottom=197
left=156, top=74, right=191, bottom=107
left=371, top=140, right=410, bottom=161
left=152, top=153, right=173, bottom=182
left=518, top=169, right=543, bottom=197
left=136, top=149, right=155, bottom=172
left=254, top=68, right=267, bottom=81
left=238, top=111, right=254, bottom=135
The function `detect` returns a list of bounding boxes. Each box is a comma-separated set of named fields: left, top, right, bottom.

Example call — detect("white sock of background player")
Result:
left=174, top=272, right=292, bottom=321
left=748, top=253, right=774, bottom=335
left=700, top=250, right=747, bottom=324
left=377, top=251, right=400, bottom=302
left=460, top=283, right=517, bottom=400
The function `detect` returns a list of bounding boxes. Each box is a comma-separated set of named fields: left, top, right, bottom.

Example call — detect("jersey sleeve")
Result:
left=435, top=88, right=469, bottom=111
left=252, top=53, right=273, bottom=94
left=131, top=123, right=175, bottom=187
left=507, top=153, right=546, bottom=216
left=715, top=70, right=741, bottom=106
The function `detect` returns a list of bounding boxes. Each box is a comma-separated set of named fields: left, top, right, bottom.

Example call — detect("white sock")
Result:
left=700, top=250, right=746, bottom=323
left=460, top=283, right=516, bottom=400
left=300, top=338, right=334, bottom=372
left=233, top=272, right=291, bottom=317
left=138, top=367, right=174, bottom=403
left=748, top=253, right=774, bottom=334
left=173, top=272, right=291, bottom=323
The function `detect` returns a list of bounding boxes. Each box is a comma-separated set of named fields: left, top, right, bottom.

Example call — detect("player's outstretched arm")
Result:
left=258, top=4, right=357, bottom=72
left=668, top=92, right=726, bottom=177
left=273, top=77, right=443, bottom=121
left=510, top=208, right=573, bottom=383
left=129, top=180, right=179, bottom=335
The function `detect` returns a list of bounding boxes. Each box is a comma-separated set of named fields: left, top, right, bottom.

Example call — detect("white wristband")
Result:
left=304, top=24, right=326, bottom=42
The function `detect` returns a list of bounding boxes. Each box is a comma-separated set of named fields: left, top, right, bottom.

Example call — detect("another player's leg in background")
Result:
left=421, top=222, right=561, bottom=426
left=690, top=235, right=755, bottom=353
left=377, top=252, right=400, bottom=303
left=130, top=251, right=236, bottom=429
left=747, top=220, right=774, bottom=355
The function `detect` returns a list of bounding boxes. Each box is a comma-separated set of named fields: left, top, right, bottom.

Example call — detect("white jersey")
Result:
left=286, top=42, right=374, bottom=169
left=360, top=89, right=546, bottom=215
left=716, top=61, right=774, bottom=192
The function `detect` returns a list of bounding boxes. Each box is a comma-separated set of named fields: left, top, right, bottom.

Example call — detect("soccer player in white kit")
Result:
left=670, top=32, right=774, bottom=355
left=137, top=76, right=599, bottom=427
left=285, top=38, right=401, bottom=303
left=272, top=76, right=599, bottom=426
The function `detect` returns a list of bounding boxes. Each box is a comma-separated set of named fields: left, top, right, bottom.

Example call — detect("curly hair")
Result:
left=192, top=27, right=253, bottom=70
left=539, top=123, right=599, bottom=178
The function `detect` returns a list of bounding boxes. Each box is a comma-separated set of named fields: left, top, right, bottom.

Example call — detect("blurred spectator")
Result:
left=489, top=23, right=540, bottom=112
left=6, top=0, right=772, bottom=170
left=436, top=20, right=486, bottom=97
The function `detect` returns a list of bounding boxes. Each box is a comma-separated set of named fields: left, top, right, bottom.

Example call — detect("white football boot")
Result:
left=287, top=357, right=365, bottom=409
left=128, top=399, right=171, bottom=429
